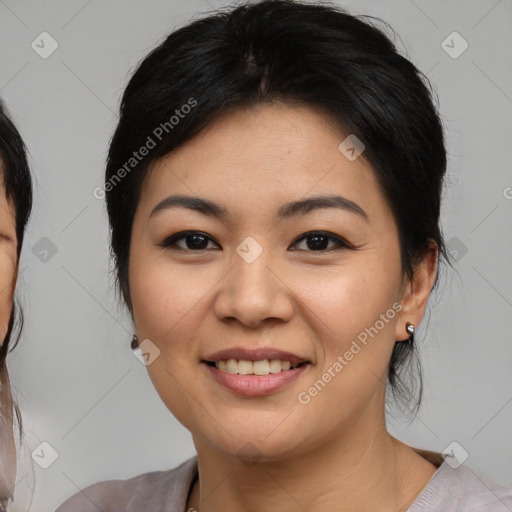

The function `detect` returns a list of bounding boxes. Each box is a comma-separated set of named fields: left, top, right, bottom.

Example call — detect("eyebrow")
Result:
left=149, top=194, right=369, bottom=222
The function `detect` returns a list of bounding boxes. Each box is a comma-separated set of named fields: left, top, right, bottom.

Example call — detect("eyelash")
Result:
left=159, top=230, right=353, bottom=253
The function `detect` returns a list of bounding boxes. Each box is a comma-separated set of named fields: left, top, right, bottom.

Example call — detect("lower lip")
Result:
left=201, top=362, right=310, bottom=396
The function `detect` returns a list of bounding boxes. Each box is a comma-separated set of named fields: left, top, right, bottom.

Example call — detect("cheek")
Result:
left=299, top=257, right=399, bottom=337
left=129, top=255, right=209, bottom=429
left=129, top=255, right=220, bottom=341
left=296, top=257, right=401, bottom=404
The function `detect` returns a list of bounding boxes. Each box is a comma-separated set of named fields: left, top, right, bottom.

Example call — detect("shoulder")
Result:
left=453, top=464, right=512, bottom=511
left=410, top=460, right=512, bottom=511
left=55, top=455, right=198, bottom=512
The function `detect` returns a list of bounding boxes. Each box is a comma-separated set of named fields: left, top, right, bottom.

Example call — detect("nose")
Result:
left=213, top=246, right=294, bottom=328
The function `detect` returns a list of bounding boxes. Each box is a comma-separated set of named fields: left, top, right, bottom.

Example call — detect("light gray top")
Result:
left=56, top=454, right=512, bottom=511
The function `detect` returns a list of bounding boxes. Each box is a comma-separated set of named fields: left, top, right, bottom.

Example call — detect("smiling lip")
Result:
left=201, top=347, right=312, bottom=396
left=202, top=347, right=310, bottom=367
left=201, top=362, right=310, bottom=396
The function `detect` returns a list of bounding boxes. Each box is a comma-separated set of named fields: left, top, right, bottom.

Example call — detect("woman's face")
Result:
left=0, top=181, right=17, bottom=500
left=129, top=102, right=435, bottom=460
left=0, top=183, right=16, bottom=348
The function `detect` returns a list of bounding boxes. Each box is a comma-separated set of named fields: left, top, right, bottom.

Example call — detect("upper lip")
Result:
left=202, top=347, right=311, bottom=367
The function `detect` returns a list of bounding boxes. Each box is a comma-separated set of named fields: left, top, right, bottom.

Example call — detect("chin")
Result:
left=196, top=423, right=307, bottom=463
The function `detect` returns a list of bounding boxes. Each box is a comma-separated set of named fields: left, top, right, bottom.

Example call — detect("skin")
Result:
left=0, top=182, right=18, bottom=502
left=129, top=102, right=439, bottom=512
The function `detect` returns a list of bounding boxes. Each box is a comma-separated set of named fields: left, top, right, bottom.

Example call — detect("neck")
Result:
left=187, top=411, right=437, bottom=512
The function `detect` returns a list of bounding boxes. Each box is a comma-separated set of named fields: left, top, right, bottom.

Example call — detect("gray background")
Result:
left=1, top=0, right=511, bottom=510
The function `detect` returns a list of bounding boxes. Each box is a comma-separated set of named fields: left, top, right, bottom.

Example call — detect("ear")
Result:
left=395, top=240, right=438, bottom=342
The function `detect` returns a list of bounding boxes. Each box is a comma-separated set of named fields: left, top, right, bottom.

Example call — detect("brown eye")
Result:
left=290, top=231, right=351, bottom=252
left=160, top=231, right=220, bottom=251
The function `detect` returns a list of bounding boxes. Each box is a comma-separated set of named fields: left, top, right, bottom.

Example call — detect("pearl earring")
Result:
left=405, top=322, right=415, bottom=336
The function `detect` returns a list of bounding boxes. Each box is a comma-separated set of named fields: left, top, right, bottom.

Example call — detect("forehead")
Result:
left=138, top=102, right=387, bottom=221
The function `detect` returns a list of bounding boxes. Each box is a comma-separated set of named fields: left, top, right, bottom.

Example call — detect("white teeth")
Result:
left=253, top=360, right=269, bottom=375
left=238, top=360, right=253, bottom=375
left=226, top=359, right=238, bottom=374
left=213, top=358, right=300, bottom=375
left=269, top=359, right=282, bottom=373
